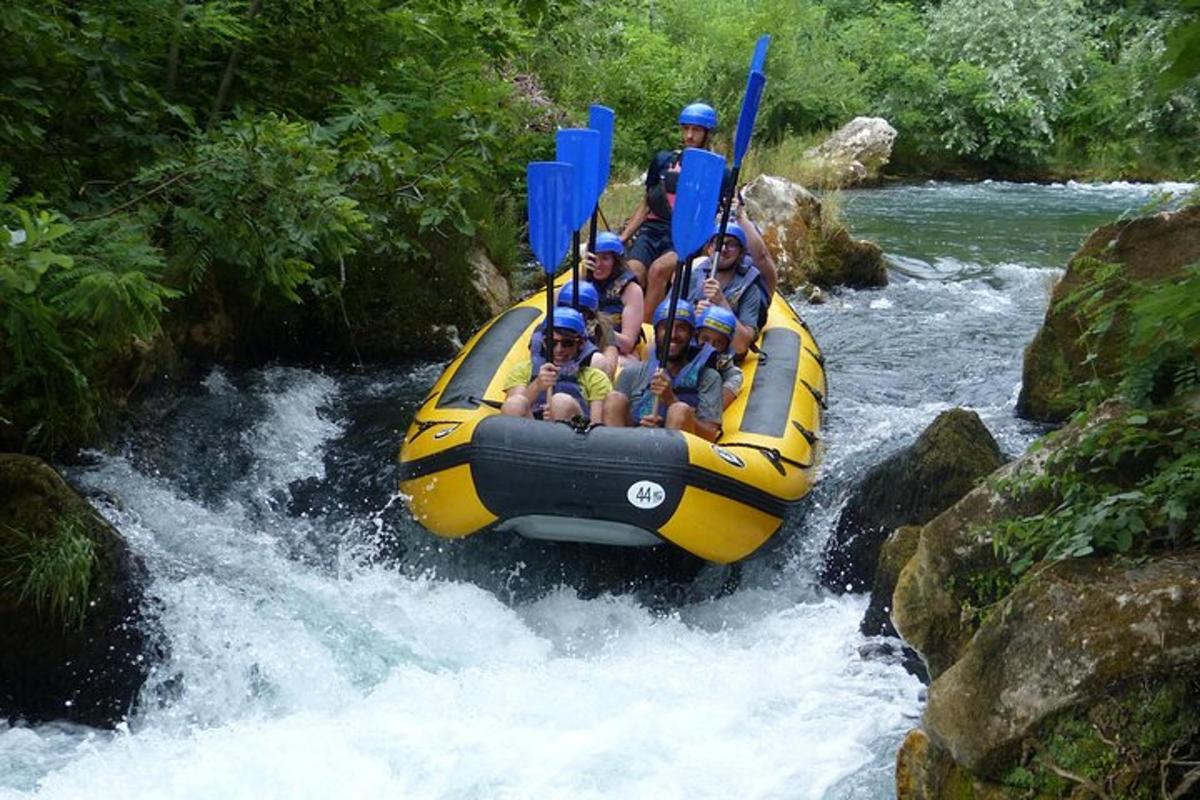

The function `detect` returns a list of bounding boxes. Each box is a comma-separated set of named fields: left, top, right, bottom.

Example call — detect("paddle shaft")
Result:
left=587, top=208, right=598, bottom=254
left=571, top=229, right=581, bottom=309
left=650, top=253, right=694, bottom=420
left=544, top=274, right=555, bottom=410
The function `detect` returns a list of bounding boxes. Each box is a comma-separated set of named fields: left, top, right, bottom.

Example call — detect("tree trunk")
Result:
left=208, top=0, right=263, bottom=129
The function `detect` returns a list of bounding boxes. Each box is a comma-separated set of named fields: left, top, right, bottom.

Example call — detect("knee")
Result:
left=664, top=401, right=695, bottom=430
left=590, top=353, right=616, bottom=379
left=548, top=393, right=582, bottom=421
left=501, top=395, right=530, bottom=417
left=603, top=392, right=630, bottom=426
left=648, top=258, right=676, bottom=286
left=627, top=260, right=647, bottom=284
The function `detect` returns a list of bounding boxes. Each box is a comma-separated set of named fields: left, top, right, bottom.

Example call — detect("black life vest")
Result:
left=645, top=150, right=682, bottom=222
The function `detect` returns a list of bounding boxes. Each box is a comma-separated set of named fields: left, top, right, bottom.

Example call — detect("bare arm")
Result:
left=731, top=320, right=756, bottom=357
left=617, top=281, right=644, bottom=354
left=737, top=204, right=776, bottom=297
left=620, top=197, right=650, bottom=243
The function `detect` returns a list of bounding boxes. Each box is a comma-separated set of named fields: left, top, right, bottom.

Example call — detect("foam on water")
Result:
left=3, top=181, right=1183, bottom=798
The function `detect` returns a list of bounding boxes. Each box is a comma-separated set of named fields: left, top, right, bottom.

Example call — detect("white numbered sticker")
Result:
left=626, top=480, right=666, bottom=509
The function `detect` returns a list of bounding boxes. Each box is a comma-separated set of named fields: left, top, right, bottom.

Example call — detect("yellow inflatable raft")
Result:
left=397, top=278, right=826, bottom=564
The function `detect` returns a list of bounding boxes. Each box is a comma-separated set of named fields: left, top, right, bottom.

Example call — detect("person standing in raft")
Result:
left=619, top=103, right=733, bottom=322
left=585, top=232, right=644, bottom=369
left=502, top=307, right=612, bottom=422
left=602, top=299, right=723, bottom=442
left=688, top=220, right=772, bottom=357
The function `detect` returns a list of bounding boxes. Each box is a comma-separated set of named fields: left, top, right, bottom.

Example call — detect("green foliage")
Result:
left=0, top=178, right=176, bottom=452
left=143, top=115, right=366, bottom=304
left=1, top=516, right=98, bottom=630
left=1001, top=675, right=1200, bottom=799
left=993, top=407, right=1200, bottom=575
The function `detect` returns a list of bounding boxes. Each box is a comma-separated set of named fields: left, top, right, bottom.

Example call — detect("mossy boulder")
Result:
left=1017, top=205, right=1200, bottom=423
left=862, top=524, right=923, bottom=637
left=923, top=549, right=1200, bottom=778
left=0, top=454, right=155, bottom=727
left=896, top=728, right=1015, bottom=800
left=891, top=402, right=1127, bottom=679
left=821, top=408, right=1004, bottom=595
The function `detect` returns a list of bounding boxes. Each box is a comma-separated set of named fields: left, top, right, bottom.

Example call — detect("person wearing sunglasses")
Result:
left=687, top=218, right=772, bottom=357
left=501, top=307, right=613, bottom=423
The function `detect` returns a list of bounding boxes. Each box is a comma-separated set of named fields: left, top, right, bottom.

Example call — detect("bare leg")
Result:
left=590, top=352, right=616, bottom=380
left=603, top=392, right=631, bottom=427
left=501, top=394, right=532, bottom=418
left=643, top=250, right=679, bottom=322
left=664, top=401, right=697, bottom=433
left=627, top=259, right=648, bottom=286
left=547, top=393, right=583, bottom=421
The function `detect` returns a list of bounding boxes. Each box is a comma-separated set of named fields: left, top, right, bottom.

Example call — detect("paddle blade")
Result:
left=733, top=70, right=766, bottom=168
left=555, top=128, right=601, bottom=230
left=527, top=161, right=574, bottom=274
left=751, top=34, right=770, bottom=74
left=588, top=104, right=615, bottom=201
left=670, top=148, right=726, bottom=259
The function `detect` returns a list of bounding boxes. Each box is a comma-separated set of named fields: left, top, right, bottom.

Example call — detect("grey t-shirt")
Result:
left=616, top=359, right=723, bottom=423
left=687, top=257, right=765, bottom=333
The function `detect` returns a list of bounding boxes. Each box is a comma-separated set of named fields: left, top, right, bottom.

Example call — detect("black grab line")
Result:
left=436, top=307, right=541, bottom=410
left=739, top=327, right=801, bottom=438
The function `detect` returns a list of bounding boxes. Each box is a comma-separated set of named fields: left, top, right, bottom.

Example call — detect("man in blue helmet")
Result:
left=696, top=305, right=744, bottom=409
left=602, top=299, right=723, bottom=441
left=688, top=219, right=772, bottom=357
left=618, top=102, right=733, bottom=323
left=502, top=307, right=612, bottom=422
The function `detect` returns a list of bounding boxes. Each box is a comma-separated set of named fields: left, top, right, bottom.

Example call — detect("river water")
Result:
left=0, top=181, right=1190, bottom=799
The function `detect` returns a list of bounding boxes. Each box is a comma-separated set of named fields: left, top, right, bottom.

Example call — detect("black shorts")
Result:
left=627, top=219, right=674, bottom=266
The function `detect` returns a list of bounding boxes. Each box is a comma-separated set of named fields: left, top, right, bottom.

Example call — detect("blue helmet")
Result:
left=699, top=306, right=737, bottom=340
left=593, top=231, right=625, bottom=257
left=710, top=222, right=747, bottom=250
left=557, top=280, right=600, bottom=312
left=652, top=298, right=696, bottom=329
left=551, top=307, right=586, bottom=337
left=679, top=102, right=717, bottom=131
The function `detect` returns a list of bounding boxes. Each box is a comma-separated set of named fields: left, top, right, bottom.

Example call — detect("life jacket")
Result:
left=688, top=255, right=771, bottom=331
left=528, top=330, right=595, bottom=418
left=592, top=265, right=638, bottom=323
left=645, top=150, right=682, bottom=222
left=630, top=342, right=717, bottom=424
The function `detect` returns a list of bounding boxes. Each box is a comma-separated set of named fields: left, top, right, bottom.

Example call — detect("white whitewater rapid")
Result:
left=1, top=181, right=1188, bottom=799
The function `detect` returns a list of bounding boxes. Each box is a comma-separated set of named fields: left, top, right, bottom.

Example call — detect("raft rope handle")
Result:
left=468, top=395, right=504, bottom=410
left=800, top=379, right=827, bottom=409
left=718, top=442, right=811, bottom=476
left=407, top=418, right=461, bottom=443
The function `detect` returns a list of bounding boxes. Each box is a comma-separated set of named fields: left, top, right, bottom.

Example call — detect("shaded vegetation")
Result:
left=2, top=0, right=1198, bottom=455
left=0, top=515, right=97, bottom=630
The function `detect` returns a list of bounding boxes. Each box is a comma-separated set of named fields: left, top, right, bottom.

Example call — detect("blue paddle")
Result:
left=653, top=148, right=726, bottom=409
left=556, top=128, right=602, bottom=306
left=586, top=104, right=615, bottom=252
left=528, top=161, right=575, bottom=360
left=751, top=34, right=770, bottom=74
left=709, top=69, right=767, bottom=289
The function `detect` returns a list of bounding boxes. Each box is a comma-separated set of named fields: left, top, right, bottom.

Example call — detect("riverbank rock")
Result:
left=804, top=117, right=897, bottom=187
left=861, top=525, right=922, bottom=638
left=744, top=174, right=888, bottom=293
left=0, top=454, right=155, bottom=727
left=821, top=409, right=1003, bottom=596
left=925, top=550, right=1200, bottom=777
left=469, top=248, right=512, bottom=317
left=890, top=401, right=1132, bottom=680
left=896, top=728, right=1012, bottom=800
left=1017, top=205, right=1200, bottom=422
